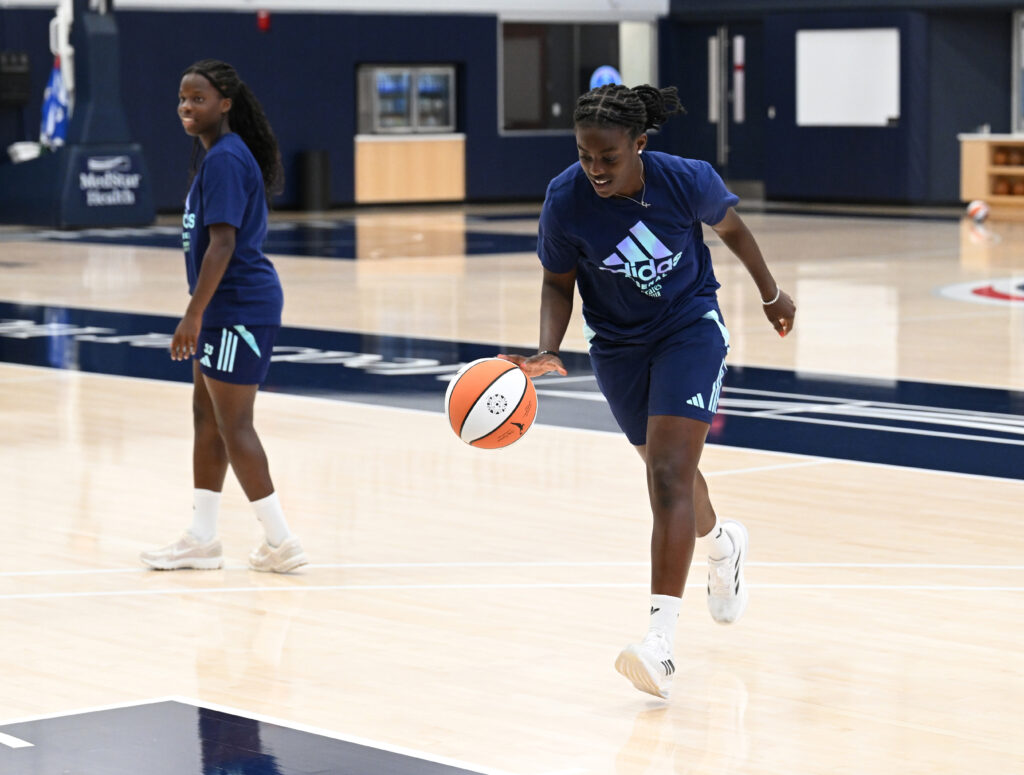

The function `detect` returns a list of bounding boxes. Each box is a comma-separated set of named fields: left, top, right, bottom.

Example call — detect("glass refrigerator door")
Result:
left=374, top=69, right=413, bottom=132
left=415, top=68, right=455, bottom=132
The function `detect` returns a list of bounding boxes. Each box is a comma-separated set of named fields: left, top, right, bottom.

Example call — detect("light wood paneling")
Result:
left=354, top=135, right=465, bottom=203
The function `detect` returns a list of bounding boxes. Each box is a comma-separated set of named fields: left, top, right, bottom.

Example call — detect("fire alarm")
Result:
left=256, top=9, right=271, bottom=32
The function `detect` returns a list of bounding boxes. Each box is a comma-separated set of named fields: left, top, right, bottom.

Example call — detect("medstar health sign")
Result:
left=79, top=154, right=143, bottom=207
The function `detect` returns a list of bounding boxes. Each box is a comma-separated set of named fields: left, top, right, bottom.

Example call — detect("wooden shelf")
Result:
left=974, top=194, right=1024, bottom=204
left=959, top=136, right=1024, bottom=211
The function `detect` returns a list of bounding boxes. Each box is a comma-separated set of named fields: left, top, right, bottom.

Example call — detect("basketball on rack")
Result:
left=444, top=357, right=538, bottom=449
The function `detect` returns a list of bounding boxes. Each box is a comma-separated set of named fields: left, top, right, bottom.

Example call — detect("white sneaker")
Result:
left=140, top=532, right=223, bottom=570
left=248, top=536, right=308, bottom=573
left=615, top=631, right=676, bottom=699
left=707, top=520, right=749, bottom=624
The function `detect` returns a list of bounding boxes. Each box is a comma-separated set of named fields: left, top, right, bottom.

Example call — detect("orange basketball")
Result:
left=444, top=357, right=537, bottom=449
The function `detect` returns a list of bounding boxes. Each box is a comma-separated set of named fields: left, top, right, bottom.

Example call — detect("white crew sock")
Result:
left=699, top=516, right=735, bottom=561
left=188, top=488, right=221, bottom=543
left=648, top=594, right=682, bottom=646
left=251, top=491, right=292, bottom=547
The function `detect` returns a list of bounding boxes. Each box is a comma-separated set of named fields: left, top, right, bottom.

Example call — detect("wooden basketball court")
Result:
left=0, top=205, right=1022, bottom=773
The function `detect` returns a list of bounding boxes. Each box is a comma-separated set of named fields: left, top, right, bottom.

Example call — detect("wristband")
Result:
left=537, top=350, right=559, bottom=358
left=761, top=287, right=781, bottom=306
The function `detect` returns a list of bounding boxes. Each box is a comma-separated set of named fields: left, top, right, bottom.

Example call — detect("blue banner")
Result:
left=40, top=57, right=69, bottom=149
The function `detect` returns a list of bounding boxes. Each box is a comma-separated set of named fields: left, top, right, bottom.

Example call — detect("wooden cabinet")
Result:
left=354, top=134, right=465, bottom=204
left=959, top=134, right=1024, bottom=217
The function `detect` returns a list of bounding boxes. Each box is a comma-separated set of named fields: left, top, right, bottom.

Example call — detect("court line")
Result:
left=0, top=732, right=34, bottom=748
left=2, top=560, right=1022, bottom=578
left=2, top=581, right=1023, bottom=602
left=703, top=459, right=832, bottom=477
left=2, top=560, right=1023, bottom=578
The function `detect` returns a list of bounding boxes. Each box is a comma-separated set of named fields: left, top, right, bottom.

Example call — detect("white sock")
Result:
left=699, top=516, right=734, bottom=561
left=251, top=491, right=292, bottom=547
left=188, top=488, right=221, bottom=543
left=648, top=594, right=682, bottom=646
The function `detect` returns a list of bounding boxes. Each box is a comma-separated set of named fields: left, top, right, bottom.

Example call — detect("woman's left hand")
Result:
left=170, top=312, right=202, bottom=361
left=763, top=290, right=796, bottom=337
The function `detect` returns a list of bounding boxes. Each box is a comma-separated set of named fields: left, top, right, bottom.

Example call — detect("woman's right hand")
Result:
left=497, top=352, right=567, bottom=379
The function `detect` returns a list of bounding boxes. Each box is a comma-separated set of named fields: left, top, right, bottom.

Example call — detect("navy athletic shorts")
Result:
left=196, top=324, right=279, bottom=385
left=588, top=309, right=729, bottom=446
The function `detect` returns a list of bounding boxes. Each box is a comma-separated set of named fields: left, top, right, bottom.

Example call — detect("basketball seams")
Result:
left=460, top=366, right=522, bottom=439
left=448, top=359, right=517, bottom=436
left=469, top=377, right=536, bottom=447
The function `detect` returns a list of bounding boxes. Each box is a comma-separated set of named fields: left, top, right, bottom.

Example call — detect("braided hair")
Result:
left=573, top=84, right=685, bottom=138
left=182, top=59, right=284, bottom=203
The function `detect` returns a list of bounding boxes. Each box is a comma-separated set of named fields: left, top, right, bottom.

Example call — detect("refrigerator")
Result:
left=358, top=65, right=456, bottom=134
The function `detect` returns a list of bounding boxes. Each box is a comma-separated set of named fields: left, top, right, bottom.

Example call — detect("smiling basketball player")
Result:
left=501, top=83, right=795, bottom=700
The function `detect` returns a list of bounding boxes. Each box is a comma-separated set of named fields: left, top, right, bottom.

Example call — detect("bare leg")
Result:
left=201, top=373, right=274, bottom=501
left=634, top=443, right=717, bottom=552
left=638, top=415, right=711, bottom=596
left=192, top=360, right=229, bottom=492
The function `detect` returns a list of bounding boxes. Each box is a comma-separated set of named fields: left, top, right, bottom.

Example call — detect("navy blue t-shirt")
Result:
left=182, top=132, right=283, bottom=327
left=538, top=151, right=738, bottom=344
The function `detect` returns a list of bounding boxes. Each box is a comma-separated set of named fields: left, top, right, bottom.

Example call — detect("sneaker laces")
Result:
left=640, top=630, right=671, bottom=659
left=708, top=554, right=737, bottom=595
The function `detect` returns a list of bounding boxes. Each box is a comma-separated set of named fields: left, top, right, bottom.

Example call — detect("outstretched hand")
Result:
left=763, top=290, right=796, bottom=337
left=497, top=352, right=568, bottom=379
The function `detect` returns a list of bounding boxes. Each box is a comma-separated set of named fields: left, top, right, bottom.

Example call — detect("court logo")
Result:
left=938, top=277, right=1024, bottom=305
left=600, top=220, right=681, bottom=298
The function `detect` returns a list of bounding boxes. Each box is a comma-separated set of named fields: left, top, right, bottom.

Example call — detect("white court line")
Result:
left=2, top=559, right=1023, bottom=578
left=2, top=580, right=1024, bottom=602
left=703, top=459, right=832, bottom=477
left=0, top=732, right=33, bottom=748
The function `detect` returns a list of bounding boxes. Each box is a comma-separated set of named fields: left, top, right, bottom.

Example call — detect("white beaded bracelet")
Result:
left=761, top=287, right=781, bottom=306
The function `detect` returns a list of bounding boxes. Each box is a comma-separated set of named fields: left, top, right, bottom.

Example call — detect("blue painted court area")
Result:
left=2, top=301, right=1022, bottom=480
left=0, top=700, right=489, bottom=775
left=26, top=219, right=538, bottom=258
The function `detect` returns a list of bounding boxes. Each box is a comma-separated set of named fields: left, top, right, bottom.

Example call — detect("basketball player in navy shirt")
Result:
left=502, top=84, right=795, bottom=699
left=141, top=60, right=307, bottom=573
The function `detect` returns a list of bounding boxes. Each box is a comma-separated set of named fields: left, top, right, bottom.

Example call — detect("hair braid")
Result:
left=573, top=83, right=685, bottom=137
left=182, top=59, right=284, bottom=204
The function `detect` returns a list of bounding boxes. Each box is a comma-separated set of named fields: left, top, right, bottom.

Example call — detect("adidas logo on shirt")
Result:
left=599, top=220, right=681, bottom=298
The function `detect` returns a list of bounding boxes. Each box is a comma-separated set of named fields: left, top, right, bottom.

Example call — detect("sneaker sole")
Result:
left=615, top=647, right=670, bottom=699
left=140, top=556, right=224, bottom=571
left=712, top=520, right=749, bottom=625
left=249, top=552, right=309, bottom=573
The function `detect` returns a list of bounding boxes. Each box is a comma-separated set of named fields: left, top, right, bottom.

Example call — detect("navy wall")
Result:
left=655, top=19, right=718, bottom=167
left=0, top=9, right=52, bottom=151
left=0, top=9, right=574, bottom=211
left=927, top=11, right=1012, bottom=201
left=760, top=9, right=1010, bottom=203
left=661, top=7, right=1012, bottom=203
left=762, top=10, right=930, bottom=202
